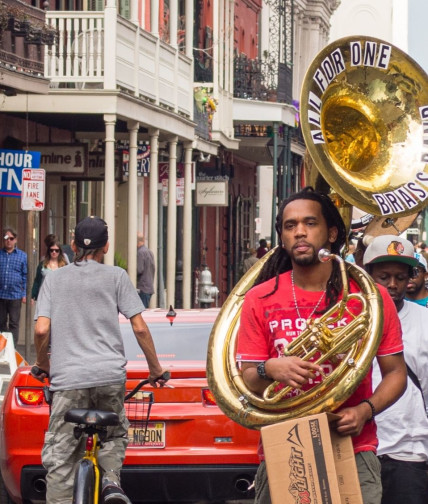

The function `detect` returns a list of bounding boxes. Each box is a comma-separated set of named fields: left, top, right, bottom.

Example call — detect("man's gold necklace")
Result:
left=291, top=270, right=326, bottom=320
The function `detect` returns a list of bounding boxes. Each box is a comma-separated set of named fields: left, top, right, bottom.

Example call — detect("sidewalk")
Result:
left=16, top=342, right=37, bottom=365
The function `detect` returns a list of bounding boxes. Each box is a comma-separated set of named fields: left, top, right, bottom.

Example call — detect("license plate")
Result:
left=128, top=422, right=165, bottom=448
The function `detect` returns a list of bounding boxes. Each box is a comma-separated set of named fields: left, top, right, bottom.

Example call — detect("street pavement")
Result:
left=17, top=342, right=37, bottom=364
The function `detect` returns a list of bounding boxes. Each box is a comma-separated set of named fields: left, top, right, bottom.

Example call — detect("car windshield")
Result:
left=121, top=321, right=213, bottom=362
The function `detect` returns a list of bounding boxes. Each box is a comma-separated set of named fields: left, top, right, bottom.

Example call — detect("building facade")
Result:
left=0, top=0, right=339, bottom=332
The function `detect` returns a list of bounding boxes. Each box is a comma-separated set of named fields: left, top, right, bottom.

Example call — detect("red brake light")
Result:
left=17, top=388, right=45, bottom=406
left=202, top=388, right=217, bottom=406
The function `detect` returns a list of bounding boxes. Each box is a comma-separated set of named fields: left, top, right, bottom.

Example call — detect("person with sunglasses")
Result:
left=406, top=253, right=428, bottom=308
left=0, top=227, right=27, bottom=345
left=31, top=235, right=68, bottom=303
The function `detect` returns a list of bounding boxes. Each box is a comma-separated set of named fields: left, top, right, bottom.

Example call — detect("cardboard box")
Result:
left=261, top=413, right=363, bottom=504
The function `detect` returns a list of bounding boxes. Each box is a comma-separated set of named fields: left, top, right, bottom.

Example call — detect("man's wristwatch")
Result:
left=257, top=361, right=269, bottom=380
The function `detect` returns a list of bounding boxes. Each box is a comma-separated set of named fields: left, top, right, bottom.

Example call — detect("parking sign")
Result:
left=21, top=169, right=45, bottom=211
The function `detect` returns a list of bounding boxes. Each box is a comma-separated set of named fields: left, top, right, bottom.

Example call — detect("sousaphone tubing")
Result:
left=206, top=36, right=428, bottom=429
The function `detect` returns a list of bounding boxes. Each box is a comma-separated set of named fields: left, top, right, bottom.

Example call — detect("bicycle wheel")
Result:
left=72, top=458, right=95, bottom=504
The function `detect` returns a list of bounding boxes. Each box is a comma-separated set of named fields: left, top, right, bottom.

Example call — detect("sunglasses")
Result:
left=49, top=248, right=60, bottom=253
left=4, top=235, right=15, bottom=241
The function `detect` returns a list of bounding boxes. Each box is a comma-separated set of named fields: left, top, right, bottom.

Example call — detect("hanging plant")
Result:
left=194, top=87, right=218, bottom=121
left=0, top=4, right=9, bottom=35
left=5, top=5, right=29, bottom=36
left=41, top=24, right=57, bottom=45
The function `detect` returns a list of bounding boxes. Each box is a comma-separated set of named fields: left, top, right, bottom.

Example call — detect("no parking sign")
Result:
left=21, top=169, right=45, bottom=211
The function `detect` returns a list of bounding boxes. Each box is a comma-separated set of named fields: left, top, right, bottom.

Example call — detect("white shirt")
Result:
left=372, top=300, right=428, bottom=461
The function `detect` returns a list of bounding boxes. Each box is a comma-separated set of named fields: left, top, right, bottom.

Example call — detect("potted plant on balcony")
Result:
left=6, top=5, right=29, bottom=36
left=41, top=23, right=57, bottom=45
left=24, top=24, right=42, bottom=44
left=0, top=5, right=9, bottom=41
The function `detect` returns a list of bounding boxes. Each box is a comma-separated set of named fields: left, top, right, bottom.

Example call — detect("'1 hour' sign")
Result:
left=21, top=169, right=45, bottom=211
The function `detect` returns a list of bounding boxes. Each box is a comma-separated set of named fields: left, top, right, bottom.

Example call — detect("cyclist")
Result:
left=32, top=216, right=169, bottom=504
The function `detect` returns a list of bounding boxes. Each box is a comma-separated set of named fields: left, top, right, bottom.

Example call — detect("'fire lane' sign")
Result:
left=21, top=169, right=45, bottom=211
left=0, top=149, right=41, bottom=197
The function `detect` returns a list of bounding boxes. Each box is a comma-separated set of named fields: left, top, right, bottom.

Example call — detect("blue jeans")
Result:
left=138, top=291, right=152, bottom=308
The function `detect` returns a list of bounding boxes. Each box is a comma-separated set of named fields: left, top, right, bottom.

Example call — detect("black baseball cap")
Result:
left=74, top=216, right=108, bottom=249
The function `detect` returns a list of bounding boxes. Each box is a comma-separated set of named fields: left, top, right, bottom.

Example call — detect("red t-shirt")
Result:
left=236, top=270, right=403, bottom=456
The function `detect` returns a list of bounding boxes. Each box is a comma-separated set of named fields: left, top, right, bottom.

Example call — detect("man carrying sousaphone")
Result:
left=236, top=187, right=407, bottom=504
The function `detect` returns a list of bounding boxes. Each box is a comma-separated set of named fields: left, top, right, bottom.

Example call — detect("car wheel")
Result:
left=0, top=471, right=14, bottom=504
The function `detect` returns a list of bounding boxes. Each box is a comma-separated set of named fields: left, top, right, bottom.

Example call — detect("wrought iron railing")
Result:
left=193, top=99, right=210, bottom=140
left=233, top=53, right=292, bottom=103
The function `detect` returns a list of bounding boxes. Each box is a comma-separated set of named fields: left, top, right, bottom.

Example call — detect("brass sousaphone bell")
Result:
left=206, top=36, right=428, bottom=429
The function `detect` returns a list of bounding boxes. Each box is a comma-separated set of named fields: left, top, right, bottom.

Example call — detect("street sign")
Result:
left=0, top=149, right=41, bottom=198
left=21, top=169, right=45, bottom=211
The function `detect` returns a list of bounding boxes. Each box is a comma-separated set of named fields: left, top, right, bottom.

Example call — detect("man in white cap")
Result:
left=363, top=234, right=428, bottom=504
left=406, top=252, right=428, bottom=307
left=32, top=216, right=169, bottom=504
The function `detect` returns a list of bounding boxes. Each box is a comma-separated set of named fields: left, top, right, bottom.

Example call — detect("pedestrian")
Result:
left=0, top=227, right=27, bottom=346
left=137, top=233, right=155, bottom=308
left=419, top=242, right=428, bottom=262
left=42, top=233, right=70, bottom=264
left=236, top=187, right=407, bottom=504
left=406, top=252, right=428, bottom=307
left=256, top=238, right=269, bottom=259
left=243, top=248, right=258, bottom=273
left=32, top=216, right=169, bottom=504
left=345, top=242, right=356, bottom=263
left=363, top=235, right=428, bottom=504
left=31, top=236, right=68, bottom=302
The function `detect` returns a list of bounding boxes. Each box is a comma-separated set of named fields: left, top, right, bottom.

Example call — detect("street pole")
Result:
left=25, top=210, right=35, bottom=362
left=271, top=122, right=279, bottom=247
left=286, top=126, right=293, bottom=198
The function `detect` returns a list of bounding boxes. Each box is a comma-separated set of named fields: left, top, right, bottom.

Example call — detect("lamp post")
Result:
left=267, top=123, right=286, bottom=247
left=416, top=213, right=424, bottom=242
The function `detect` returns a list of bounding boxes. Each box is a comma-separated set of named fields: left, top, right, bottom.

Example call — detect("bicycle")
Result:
left=31, top=366, right=170, bottom=504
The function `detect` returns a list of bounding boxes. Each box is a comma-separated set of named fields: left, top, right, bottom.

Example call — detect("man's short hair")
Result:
left=3, top=227, right=17, bottom=239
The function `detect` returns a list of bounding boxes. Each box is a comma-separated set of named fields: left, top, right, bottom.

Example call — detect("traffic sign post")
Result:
left=21, top=168, right=45, bottom=211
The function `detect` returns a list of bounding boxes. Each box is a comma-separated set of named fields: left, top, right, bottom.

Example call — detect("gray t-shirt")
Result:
left=35, top=260, right=144, bottom=391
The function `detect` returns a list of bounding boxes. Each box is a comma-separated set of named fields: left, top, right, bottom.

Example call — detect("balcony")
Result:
left=0, top=0, right=50, bottom=93
left=233, top=54, right=292, bottom=104
left=44, top=10, right=193, bottom=118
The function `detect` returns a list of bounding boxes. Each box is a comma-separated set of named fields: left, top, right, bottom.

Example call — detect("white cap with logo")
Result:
left=363, top=235, right=419, bottom=268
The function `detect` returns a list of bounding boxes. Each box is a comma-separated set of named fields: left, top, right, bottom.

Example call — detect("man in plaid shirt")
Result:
left=0, top=227, right=27, bottom=345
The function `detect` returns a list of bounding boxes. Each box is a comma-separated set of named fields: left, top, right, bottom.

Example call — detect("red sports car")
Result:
left=0, top=308, right=259, bottom=503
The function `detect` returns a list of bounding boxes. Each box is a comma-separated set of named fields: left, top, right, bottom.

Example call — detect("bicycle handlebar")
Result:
left=31, top=365, right=49, bottom=379
left=124, top=371, right=170, bottom=401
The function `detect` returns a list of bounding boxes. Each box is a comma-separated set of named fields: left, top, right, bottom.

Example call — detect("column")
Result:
left=148, top=128, right=159, bottom=307
left=170, top=0, right=178, bottom=49
left=103, top=0, right=117, bottom=89
left=151, top=0, right=159, bottom=37
left=130, top=0, right=138, bottom=24
left=166, top=136, right=178, bottom=308
left=185, top=0, right=194, bottom=58
left=127, top=120, right=139, bottom=286
left=182, top=142, right=193, bottom=309
left=271, top=122, right=279, bottom=248
left=104, top=114, right=117, bottom=266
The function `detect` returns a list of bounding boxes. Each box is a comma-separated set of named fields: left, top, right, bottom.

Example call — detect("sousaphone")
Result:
left=206, top=36, right=428, bottom=430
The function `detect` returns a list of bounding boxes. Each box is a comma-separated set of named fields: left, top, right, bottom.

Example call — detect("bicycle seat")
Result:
left=64, top=409, right=120, bottom=427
